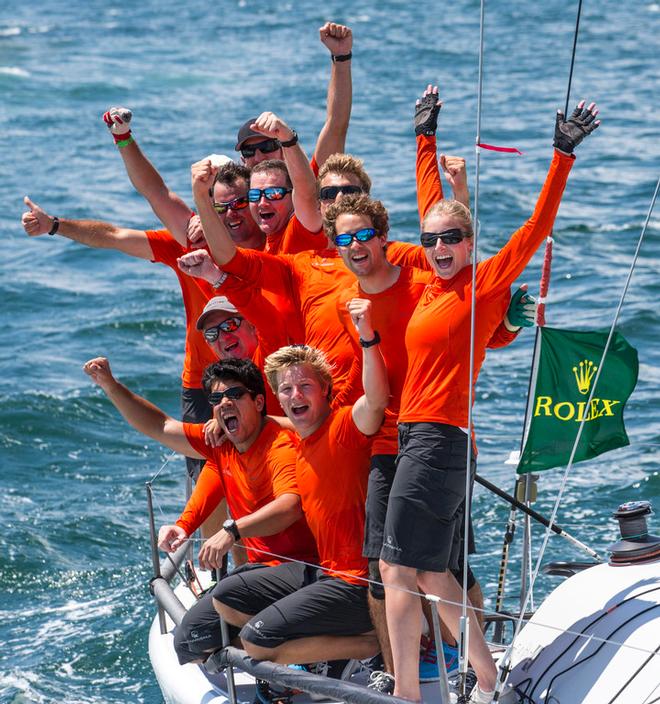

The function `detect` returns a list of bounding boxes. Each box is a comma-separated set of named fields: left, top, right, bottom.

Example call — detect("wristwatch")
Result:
left=331, top=52, right=352, bottom=63
left=222, top=518, right=241, bottom=541
left=359, top=331, right=381, bottom=348
left=280, top=130, right=299, bottom=148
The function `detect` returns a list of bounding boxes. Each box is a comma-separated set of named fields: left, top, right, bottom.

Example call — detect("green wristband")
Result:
left=116, top=135, right=135, bottom=149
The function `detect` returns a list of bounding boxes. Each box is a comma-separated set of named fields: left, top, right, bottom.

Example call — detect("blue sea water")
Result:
left=0, top=0, right=658, bottom=701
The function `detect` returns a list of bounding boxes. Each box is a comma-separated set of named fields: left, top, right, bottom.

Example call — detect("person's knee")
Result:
left=242, top=638, right=279, bottom=661
left=173, top=615, right=218, bottom=665
left=368, top=559, right=385, bottom=600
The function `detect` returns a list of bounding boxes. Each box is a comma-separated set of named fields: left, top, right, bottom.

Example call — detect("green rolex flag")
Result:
left=517, top=327, right=638, bottom=474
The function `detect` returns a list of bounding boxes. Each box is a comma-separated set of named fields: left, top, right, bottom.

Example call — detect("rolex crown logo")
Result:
left=573, top=359, right=598, bottom=395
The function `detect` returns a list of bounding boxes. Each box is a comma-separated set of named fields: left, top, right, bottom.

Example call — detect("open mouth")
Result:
left=224, top=341, right=239, bottom=355
left=259, top=211, right=276, bottom=221
left=290, top=404, right=309, bottom=417
left=227, top=221, right=241, bottom=230
left=434, top=254, right=453, bottom=270
left=222, top=415, right=239, bottom=433
left=351, top=253, right=369, bottom=264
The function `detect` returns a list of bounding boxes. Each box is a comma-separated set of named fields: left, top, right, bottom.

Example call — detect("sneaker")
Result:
left=367, top=670, right=395, bottom=695
left=419, top=638, right=459, bottom=681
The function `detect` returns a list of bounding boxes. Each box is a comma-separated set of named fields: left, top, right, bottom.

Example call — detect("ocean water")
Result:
left=0, top=0, right=658, bottom=701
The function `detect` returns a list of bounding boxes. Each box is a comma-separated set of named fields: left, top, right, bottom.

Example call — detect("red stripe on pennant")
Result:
left=477, top=142, right=524, bottom=155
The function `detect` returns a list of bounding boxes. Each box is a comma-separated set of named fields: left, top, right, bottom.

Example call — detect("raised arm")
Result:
left=250, top=112, right=322, bottom=233
left=314, top=22, right=353, bottom=168
left=190, top=159, right=238, bottom=266
left=347, top=299, right=389, bottom=435
left=22, top=196, right=153, bottom=260
left=82, top=357, right=203, bottom=458
left=103, top=107, right=194, bottom=245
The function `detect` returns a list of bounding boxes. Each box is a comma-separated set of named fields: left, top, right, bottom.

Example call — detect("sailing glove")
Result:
left=506, top=286, right=537, bottom=328
left=103, top=106, right=133, bottom=144
left=553, top=102, right=599, bottom=154
left=415, top=93, right=441, bottom=136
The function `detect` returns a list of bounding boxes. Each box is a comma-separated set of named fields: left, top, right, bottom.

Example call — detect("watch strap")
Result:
left=331, top=52, right=352, bottom=63
left=48, top=216, right=60, bottom=236
left=280, top=131, right=298, bottom=148
left=359, top=330, right=381, bottom=348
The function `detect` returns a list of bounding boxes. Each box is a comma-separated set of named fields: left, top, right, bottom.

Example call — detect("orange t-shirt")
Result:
left=337, top=267, right=433, bottom=455
left=265, top=213, right=328, bottom=255
left=296, top=406, right=373, bottom=584
left=147, top=230, right=216, bottom=389
left=221, top=247, right=359, bottom=403
left=178, top=419, right=318, bottom=566
left=400, top=150, right=575, bottom=427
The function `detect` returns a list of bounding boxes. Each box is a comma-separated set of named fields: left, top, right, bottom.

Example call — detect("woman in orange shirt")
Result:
left=379, top=101, right=600, bottom=704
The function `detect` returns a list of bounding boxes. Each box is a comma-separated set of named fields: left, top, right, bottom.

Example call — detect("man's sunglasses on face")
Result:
left=213, top=196, right=249, bottom=214
left=319, top=185, right=363, bottom=201
left=203, top=316, right=243, bottom=342
left=334, top=227, right=378, bottom=247
left=247, top=187, right=292, bottom=203
left=208, top=386, right=252, bottom=405
left=240, top=139, right=280, bottom=159
left=419, top=228, right=469, bottom=247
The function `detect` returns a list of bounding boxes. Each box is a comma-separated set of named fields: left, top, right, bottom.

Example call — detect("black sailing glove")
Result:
left=553, top=101, right=600, bottom=154
left=414, top=92, right=442, bottom=136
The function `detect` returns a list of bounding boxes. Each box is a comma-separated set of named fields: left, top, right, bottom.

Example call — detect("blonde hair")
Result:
left=264, top=346, right=334, bottom=400
left=422, top=199, right=473, bottom=236
left=323, top=194, right=389, bottom=242
left=317, top=153, right=372, bottom=195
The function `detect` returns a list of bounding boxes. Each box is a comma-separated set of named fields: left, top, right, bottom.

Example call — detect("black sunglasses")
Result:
left=334, top=227, right=378, bottom=247
left=203, top=317, right=243, bottom=342
left=208, top=386, right=252, bottom=405
left=420, top=228, right=469, bottom=247
left=240, top=139, right=281, bottom=159
left=213, top=196, right=249, bottom=214
left=247, top=187, right=292, bottom=203
left=319, top=185, right=363, bottom=201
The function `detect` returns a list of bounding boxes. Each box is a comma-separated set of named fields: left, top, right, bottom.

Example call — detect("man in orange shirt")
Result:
left=82, top=355, right=318, bottom=666
left=211, top=303, right=388, bottom=667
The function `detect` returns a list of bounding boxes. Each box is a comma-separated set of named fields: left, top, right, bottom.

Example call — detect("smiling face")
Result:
left=210, top=379, right=264, bottom=450
left=203, top=311, right=259, bottom=360
left=275, top=363, right=331, bottom=438
left=212, top=178, right=262, bottom=246
left=249, top=170, right=294, bottom=236
left=333, top=212, right=387, bottom=278
left=422, top=213, right=474, bottom=280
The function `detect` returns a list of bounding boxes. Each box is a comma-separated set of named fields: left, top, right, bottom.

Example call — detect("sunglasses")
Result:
left=213, top=196, right=249, bottom=214
left=420, top=228, right=469, bottom=247
left=319, top=185, right=363, bottom=201
left=208, top=386, right=252, bottom=405
left=247, top=187, right=292, bottom=203
left=240, top=139, right=281, bottom=159
left=203, top=316, right=243, bottom=342
left=334, top=227, right=378, bottom=247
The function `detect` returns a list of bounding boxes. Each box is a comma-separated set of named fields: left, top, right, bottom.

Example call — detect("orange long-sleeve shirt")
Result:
left=177, top=419, right=318, bottom=566
left=400, top=150, right=574, bottom=427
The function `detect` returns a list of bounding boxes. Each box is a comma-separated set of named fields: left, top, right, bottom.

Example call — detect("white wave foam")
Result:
left=0, top=66, right=30, bottom=77
left=0, top=27, right=21, bottom=37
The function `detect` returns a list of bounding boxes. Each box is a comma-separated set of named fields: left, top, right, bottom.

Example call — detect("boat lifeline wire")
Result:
left=175, top=536, right=660, bottom=659
left=494, top=176, right=660, bottom=699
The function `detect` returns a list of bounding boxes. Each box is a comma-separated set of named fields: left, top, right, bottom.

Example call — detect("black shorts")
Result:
left=380, top=422, right=476, bottom=573
left=214, top=562, right=373, bottom=649
left=181, top=386, right=212, bottom=480
left=173, top=562, right=265, bottom=665
left=363, top=454, right=398, bottom=559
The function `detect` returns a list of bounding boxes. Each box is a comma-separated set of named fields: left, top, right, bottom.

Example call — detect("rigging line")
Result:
left=179, top=538, right=660, bottom=657
left=564, top=0, right=584, bottom=117
left=499, top=174, right=660, bottom=679
left=459, top=0, right=487, bottom=681
left=148, top=448, right=178, bottom=484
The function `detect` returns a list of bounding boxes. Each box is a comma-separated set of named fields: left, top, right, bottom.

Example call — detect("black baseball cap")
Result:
left=235, top=119, right=262, bottom=150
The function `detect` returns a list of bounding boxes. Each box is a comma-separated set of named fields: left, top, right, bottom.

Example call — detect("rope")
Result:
left=458, top=0, right=488, bottom=689
left=497, top=175, right=660, bottom=690
left=148, top=449, right=178, bottom=484
left=176, top=537, right=660, bottom=658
